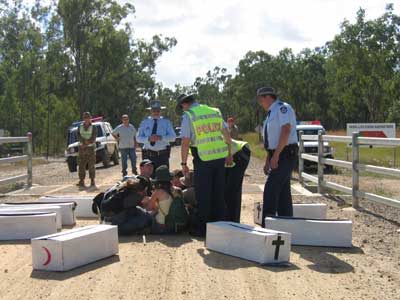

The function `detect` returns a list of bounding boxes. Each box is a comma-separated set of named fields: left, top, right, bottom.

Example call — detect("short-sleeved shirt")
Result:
left=180, top=103, right=227, bottom=146
left=113, top=124, right=137, bottom=149
left=263, top=100, right=298, bottom=150
left=136, top=116, right=176, bottom=151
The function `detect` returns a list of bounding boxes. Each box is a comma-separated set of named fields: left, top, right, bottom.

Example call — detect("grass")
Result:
left=239, top=132, right=266, bottom=159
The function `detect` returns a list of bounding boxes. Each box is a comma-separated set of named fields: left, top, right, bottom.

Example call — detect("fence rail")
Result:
left=0, top=133, right=32, bottom=188
left=299, top=131, right=400, bottom=209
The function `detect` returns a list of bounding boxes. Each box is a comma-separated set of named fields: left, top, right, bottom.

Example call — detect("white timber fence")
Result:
left=0, top=132, right=33, bottom=188
left=298, top=131, right=400, bottom=209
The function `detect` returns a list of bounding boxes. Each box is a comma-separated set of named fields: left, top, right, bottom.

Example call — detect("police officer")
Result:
left=177, top=93, right=233, bottom=237
left=136, top=100, right=176, bottom=174
left=77, top=112, right=98, bottom=189
left=256, top=87, right=298, bottom=227
left=224, top=138, right=251, bottom=223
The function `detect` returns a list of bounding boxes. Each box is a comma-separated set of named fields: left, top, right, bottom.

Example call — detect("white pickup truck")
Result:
left=296, top=124, right=334, bottom=172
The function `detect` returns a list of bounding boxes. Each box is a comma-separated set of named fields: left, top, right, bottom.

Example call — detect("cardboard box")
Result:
left=32, top=225, right=119, bottom=271
left=253, top=202, right=328, bottom=225
left=264, top=216, right=352, bottom=247
left=0, top=212, right=58, bottom=240
left=2, top=202, right=76, bottom=226
left=0, top=206, right=62, bottom=230
left=206, top=222, right=291, bottom=264
left=39, top=196, right=96, bottom=218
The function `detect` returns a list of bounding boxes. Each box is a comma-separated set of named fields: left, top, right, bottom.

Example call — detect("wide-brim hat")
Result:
left=256, top=87, right=277, bottom=98
left=175, top=93, right=196, bottom=116
left=147, top=100, right=166, bottom=110
left=152, top=165, right=173, bottom=183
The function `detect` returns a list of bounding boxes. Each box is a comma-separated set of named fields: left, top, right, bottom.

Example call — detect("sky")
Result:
left=125, top=0, right=398, bottom=89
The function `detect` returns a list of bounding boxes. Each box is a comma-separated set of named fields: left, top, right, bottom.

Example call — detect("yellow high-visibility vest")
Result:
left=79, top=124, right=94, bottom=147
left=185, top=105, right=228, bottom=161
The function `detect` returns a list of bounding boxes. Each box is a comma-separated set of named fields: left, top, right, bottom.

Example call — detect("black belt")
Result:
left=143, top=148, right=170, bottom=157
left=268, top=144, right=298, bottom=157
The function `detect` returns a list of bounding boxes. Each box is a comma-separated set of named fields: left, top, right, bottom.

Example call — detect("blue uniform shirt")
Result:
left=263, top=100, right=298, bottom=150
left=180, top=103, right=227, bottom=146
left=137, top=116, right=176, bottom=151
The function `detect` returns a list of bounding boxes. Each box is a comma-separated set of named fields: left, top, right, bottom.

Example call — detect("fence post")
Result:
left=352, top=132, right=360, bottom=208
left=27, top=132, right=33, bottom=188
left=317, top=130, right=324, bottom=194
left=298, top=130, right=304, bottom=185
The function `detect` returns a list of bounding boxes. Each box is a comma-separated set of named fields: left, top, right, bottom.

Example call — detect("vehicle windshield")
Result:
left=296, top=128, right=325, bottom=139
left=67, top=124, right=104, bottom=146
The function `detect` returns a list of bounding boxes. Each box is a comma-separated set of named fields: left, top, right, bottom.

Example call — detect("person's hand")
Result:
left=270, top=153, right=279, bottom=170
left=263, top=159, right=270, bottom=175
left=149, top=135, right=161, bottom=142
left=182, top=164, right=189, bottom=176
left=225, top=155, right=233, bottom=166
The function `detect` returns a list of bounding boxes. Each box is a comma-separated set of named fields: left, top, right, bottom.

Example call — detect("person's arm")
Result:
left=136, top=121, right=148, bottom=144
left=222, top=127, right=233, bottom=165
left=162, top=120, right=177, bottom=143
left=180, top=115, right=191, bottom=175
left=270, top=106, right=292, bottom=169
left=112, top=126, right=120, bottom=141
left=77, top=127, right=85, bottom=146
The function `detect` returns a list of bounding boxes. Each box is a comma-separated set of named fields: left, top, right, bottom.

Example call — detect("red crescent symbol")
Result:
left=42, top=247, right=52, bottom=266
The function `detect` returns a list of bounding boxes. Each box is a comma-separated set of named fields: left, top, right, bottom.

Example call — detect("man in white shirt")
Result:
left=113, top=114, right=138, bottom=177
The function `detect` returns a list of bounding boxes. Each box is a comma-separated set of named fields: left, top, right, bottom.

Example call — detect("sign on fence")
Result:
left=347, top=123, right=396, bottom=139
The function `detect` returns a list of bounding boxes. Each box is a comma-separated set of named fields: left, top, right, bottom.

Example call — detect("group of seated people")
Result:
left=92, top=160, right=196, bottom=235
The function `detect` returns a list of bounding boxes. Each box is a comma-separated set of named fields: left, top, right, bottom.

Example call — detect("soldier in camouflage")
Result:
left=77, top=112, right=98, bottom=189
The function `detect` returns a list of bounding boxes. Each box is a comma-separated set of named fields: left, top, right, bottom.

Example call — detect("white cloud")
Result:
left=127, top=0, right=398, bottom=88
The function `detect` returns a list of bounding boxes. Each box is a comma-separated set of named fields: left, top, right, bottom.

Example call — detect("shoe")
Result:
left=132, top=170, right=138, bottom=175
left=89, top=180, right=98, bottom=190
left=76, top=181, right=86, bottom=190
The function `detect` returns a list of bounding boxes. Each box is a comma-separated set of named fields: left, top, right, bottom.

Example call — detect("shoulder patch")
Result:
left=280, top=106, right=288, bottom=114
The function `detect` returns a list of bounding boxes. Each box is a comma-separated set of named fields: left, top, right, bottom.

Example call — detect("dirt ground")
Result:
left=0, top=148, right=399, bottom=300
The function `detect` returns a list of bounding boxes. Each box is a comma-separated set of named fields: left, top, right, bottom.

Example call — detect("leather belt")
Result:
left=268, top=143, right=298, bottom=157
left=143, top=148, right=170, bottom=157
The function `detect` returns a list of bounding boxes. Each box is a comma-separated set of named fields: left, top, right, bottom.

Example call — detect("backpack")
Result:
left=159, top=192, right=189, bottom=233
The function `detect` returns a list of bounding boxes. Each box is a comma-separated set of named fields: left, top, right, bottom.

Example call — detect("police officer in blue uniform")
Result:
left=256, top=87, right=298, bottom=227
left=137, top=100, right=176, bottom=174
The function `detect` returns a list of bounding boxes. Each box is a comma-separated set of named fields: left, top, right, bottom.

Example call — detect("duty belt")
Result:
left=268, top=144, right=298, bottom=158
left=143, top=148, right=170, bottom=157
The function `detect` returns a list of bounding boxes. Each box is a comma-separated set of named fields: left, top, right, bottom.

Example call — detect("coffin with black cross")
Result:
left=206, top=222, right=291, bottom=264
left=254, top=202, right=328, bottom=225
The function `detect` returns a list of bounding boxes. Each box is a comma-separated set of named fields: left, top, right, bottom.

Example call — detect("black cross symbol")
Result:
left=272, top=235, right=285, bottom=260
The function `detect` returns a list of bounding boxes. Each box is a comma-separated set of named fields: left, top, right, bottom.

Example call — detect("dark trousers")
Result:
left=224, top=147, right=251, bottom=223
left=192, top=150, right=225, bottom=234
left=120, top=148, right=137, bottom=176
left=262, top=153, right=296, bottom=227
left=142, top=150, right=170, bottom=177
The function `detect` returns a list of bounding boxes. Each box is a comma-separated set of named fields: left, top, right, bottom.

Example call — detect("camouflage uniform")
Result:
left=77, top=123, right=97, bottom=183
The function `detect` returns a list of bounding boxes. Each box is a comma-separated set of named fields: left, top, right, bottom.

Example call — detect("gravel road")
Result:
left=0, top=147, right=399, bottom=300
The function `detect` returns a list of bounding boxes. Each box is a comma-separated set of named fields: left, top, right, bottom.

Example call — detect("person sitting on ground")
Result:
left=139, top=159, right=155, bottom=196
left=144, top=165, right=188, bottom=234
left=100, top=178, right=153, bottom=235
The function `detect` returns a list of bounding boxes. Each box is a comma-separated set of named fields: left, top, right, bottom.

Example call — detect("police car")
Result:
left=65, top=117, right=119, bottom=172
left=296, top=122, right=334, bottom=172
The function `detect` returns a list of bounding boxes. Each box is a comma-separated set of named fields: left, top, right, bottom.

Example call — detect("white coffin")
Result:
left=1, top=202, right=76, bottom=226
left=206, top=222, right=291, bottom=264
left=39, top=196, right=96, bottom=218
left=0, top=212, right=58, bottom=240
left=264, top=216, right=352, bottom=247
left=253, top=202, right=328, bottom=225
left=0, top=206, right=62, bottom=230
left=32, top=225, right=119, bottom=271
